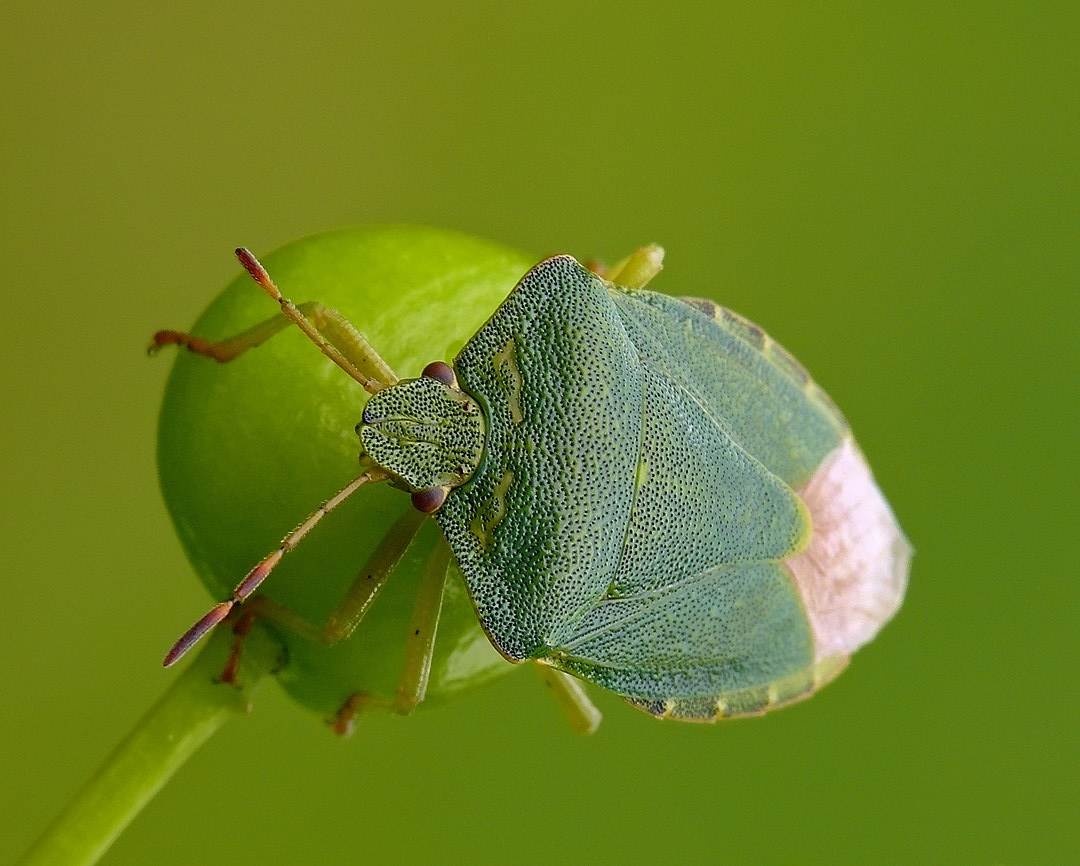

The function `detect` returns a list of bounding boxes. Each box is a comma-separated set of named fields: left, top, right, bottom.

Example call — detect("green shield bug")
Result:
left=155, top=240, right=910, bottom=730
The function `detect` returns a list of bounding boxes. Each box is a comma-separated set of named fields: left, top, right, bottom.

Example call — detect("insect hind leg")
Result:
left=534, top=664, right=603, bottom=734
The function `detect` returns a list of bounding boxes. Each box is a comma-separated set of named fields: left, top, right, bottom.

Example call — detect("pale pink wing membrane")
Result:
left=786, top=437, right=911, bottom=661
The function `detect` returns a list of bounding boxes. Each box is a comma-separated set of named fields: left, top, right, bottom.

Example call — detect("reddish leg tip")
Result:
left=217, top=611, right=258, bottom=686
left=329, top=693, right=366, bottom=737
left=147, top=330, right=176, bottom=356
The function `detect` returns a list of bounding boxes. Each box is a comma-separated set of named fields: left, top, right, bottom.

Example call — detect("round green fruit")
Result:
left=158, top=226, right=535, bottom=720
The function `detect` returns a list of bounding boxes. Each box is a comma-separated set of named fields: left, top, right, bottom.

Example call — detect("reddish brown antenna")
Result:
left=234, top=247, right=386, bottom=393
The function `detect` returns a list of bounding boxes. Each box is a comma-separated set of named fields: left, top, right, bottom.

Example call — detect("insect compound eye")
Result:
left=421, top=361, right=457, bottom=387
left=411, top=486, right=449, bottom=514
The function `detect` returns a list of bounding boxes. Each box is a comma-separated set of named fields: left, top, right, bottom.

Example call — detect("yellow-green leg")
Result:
left=225, top=513, right=455, bottom=729
left=592, top=244, right=665, bottom=290
left=393, top=539, right=452, bottom=715
left=150, top=248, right=397, bottom=393
left=210, top=508, right=427, bottom=691
left=241, top=508, right=429, bottom=647
left=534, top=664, right=603, bottom=734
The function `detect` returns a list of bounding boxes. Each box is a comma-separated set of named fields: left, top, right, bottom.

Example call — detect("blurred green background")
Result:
left=2, top=2, right=1077, bottom=864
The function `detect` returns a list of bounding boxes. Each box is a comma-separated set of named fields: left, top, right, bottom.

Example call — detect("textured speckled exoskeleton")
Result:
left=157, top=244, right=910, bottom=729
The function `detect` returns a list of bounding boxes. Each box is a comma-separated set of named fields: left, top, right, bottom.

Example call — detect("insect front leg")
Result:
left=150, top=300, right=397, bottom=393
left=217, top=609, right=260, bottom=686
left=150, top=249, right=398, bottom=393
left=208, top=509, right=428, bottom=688
left=250, top=507, right=428, bottom=639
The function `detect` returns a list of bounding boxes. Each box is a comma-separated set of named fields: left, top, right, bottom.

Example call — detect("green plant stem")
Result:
left=19, top=627, right=280, bottom=866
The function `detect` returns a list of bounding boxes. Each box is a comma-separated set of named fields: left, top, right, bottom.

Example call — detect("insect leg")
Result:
left=216, top=609, right=264, bottom=686
left=603, top=244, right=665, bottom=289
left=192, top=508, right=428, bottom=700
left=533, top=664, right=603, bottom=734
left=162, top=468, right=389, bottom=667
left=150, top=302, right=394, bottom=387
left=241, top=519, right=443, bottom=731
left=149, top=249, right=398, bottom=394
left=392, top=538, right=452, bottom=715
left=328, top=692, right=370, bottom=737
left=150, top=312, right=295, bottom=362
left=218, top=507, right=429, bottom=650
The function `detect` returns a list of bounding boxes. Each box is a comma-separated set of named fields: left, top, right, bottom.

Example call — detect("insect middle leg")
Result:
left=393, top=538, right=452, bottom=715
left=325, top=535, right=453, bottom=725
left=315, top=536, right=452, bottom=732
left=318, top=537, right=452, bottom=729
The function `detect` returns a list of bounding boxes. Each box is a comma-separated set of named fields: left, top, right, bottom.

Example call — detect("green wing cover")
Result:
left=554, top=561, right=812, bottom=702
left=608, top=290, right=846, bottom=489
left=440, top=257, right=846, bottom=704
left=435, top=256, right=643, bottom=660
